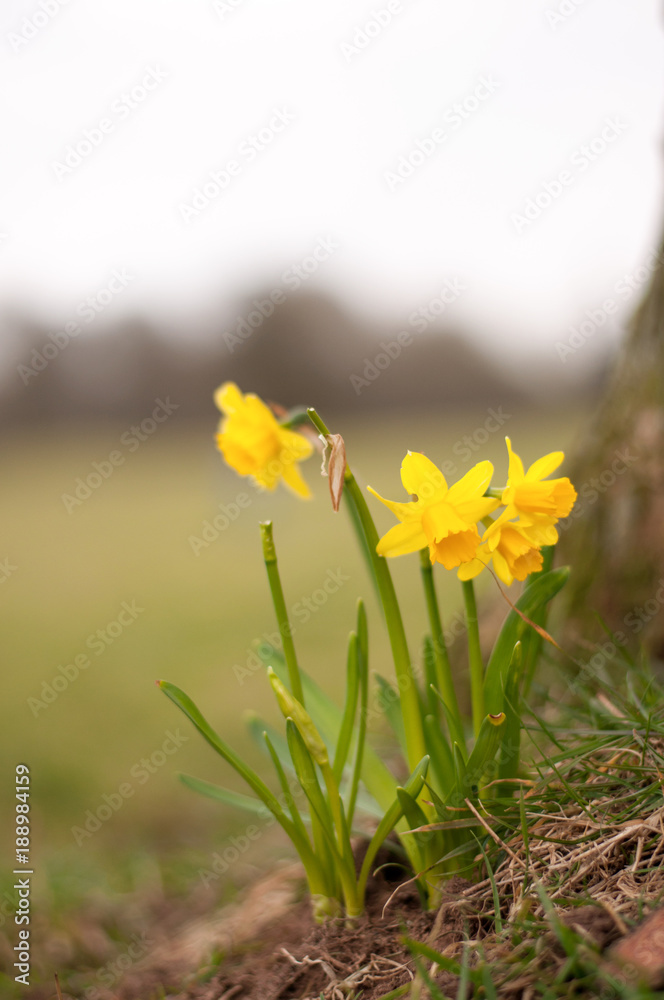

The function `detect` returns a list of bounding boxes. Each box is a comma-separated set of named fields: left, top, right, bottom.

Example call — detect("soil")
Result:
left=102, top=852, right=477, bottom=1000
left=183, top=874, right=473, bottom=1000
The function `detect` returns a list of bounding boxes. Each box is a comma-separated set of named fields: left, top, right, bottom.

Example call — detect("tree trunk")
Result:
left=560, top=242, right=664, bottom=658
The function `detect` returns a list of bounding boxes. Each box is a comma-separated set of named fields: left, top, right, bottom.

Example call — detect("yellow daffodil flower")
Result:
left=458, top=517, right=559, bottom=586
left=499, top=438, right=577, bottom=525
left=214, top=383, right=313, bottom=497
left=368, top=452, right=501, bottom=570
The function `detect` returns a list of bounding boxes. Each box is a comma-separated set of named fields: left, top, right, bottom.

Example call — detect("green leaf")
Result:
left=265, top=645, right=398, bottom=812
left=403, top=938, right=468, bottom=979
left=159, top=681, right=291, bottom=827
left=422, top=636, right=439, bottom=719
left=347, top=600, right=370, bottom=826
left=286, top=719, right=337, bottom=857
left=430, top=686, right=467, bottom=763
left=375, top=673, right=407, bottom=756
left=498, top=641, right=523, bottom=783
left=520, top=545, right=555, bottom=696
left=397, top=787, right=435, bottom=873
left=465, top=712, right=506, bottom=797
left=159, top=681, right=326, bottom=892
left=260, top=521, right=304, bottom=705
left=333, top=631, right=360, bottom=783
left=357, top=755, right=429, bottom=901
left=484, top=567, right=569, bottom=715
left=357, top=597, right=368, bottom=664
left=447, top=742, right=468, bottom=807
left=245, top=712, right=292, bottom=770
left=423, top=713, right=455, bottom=798
left=264, top=732, right=310, bottom=844
left=287, top=722, right=360, bottom=914
left=178, top=774, right=267, bottom=816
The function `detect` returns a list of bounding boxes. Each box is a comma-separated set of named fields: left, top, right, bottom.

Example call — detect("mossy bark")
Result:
left=560, top=243, right=664, bottom=657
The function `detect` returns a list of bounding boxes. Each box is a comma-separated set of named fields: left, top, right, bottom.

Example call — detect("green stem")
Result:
left=419, top=549, right=465, bottom=750
left=321, top=762, right=362, bottom=918
left=462, top=579, right=484, bottom=738
left=260, top=521, right=304, bottom=706
left=307, top=408, right=426, bottom=771
left=342, top=489, right=382, bottom=607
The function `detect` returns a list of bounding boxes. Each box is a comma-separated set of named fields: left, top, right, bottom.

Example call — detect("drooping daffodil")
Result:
left=368, top=452, right=501, bottom=570
left=214, top=382, right=313, bottom=497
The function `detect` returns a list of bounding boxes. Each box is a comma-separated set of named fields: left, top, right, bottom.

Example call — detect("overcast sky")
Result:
left=1, top=0, right=662, bottom=366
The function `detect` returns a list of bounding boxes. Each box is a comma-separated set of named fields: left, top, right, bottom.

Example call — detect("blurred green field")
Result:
left=2, top=406, right=588, bottom=884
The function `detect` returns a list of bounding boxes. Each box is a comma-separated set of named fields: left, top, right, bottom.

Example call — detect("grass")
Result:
left=397, top=653, right=664, bottom=999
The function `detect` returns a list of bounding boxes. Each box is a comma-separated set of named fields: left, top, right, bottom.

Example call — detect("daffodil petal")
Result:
left=455, top=496, right=501, bottom=524
left=367, top=486, right=420, bottom=522
left=243, top=393, right=278, bottom=426
left=526, top=450, right=564, bottom=482
left=281, top=461, right=312, bottom=498
left=505, top=438, right=525, bottom=484
left=457, top=555, right=487, bottom=581
left=483, top=506, right=516, bottom=537
left=252, top=465, right=280, bottom=491
left=422, top=502, right=470, bottom=542
left=216, top=435, right=258, bottom=476
left=523, top=519, right=559, bottom=546
left=376, top=521, right=428, bottom=558
left=446, top=460, right=494, bottom=505
left=400, top=451, right=447, bottom=501
left=214, top=381, right=244, bottom=414
left=491, top=548, right=513, bottom=586
left=278, top=427, right=314, bottom=461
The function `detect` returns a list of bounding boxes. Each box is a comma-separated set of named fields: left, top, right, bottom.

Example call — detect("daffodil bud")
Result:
left=321, top=433, right=346, bottom=513
left=267, top=667, right=329, bottom=766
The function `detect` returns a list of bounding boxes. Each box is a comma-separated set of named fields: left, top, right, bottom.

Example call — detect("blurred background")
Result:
left=1, top=0, right=663, bottom=985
